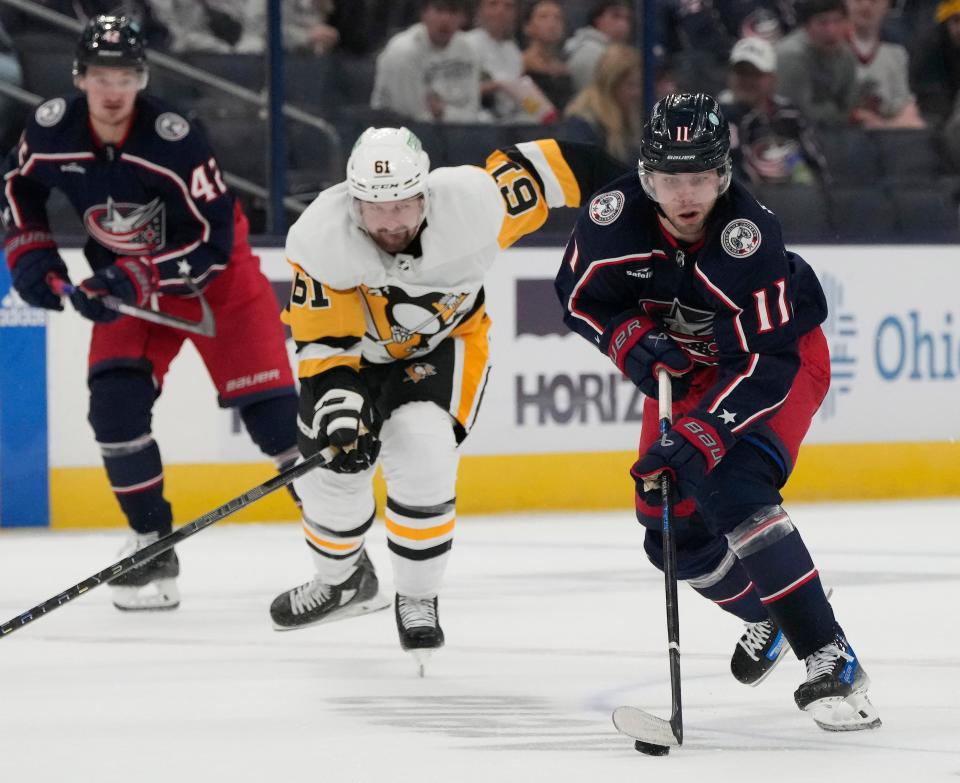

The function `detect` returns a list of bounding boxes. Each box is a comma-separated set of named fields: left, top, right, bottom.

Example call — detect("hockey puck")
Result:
left=634, top=740, right=670, bottom=756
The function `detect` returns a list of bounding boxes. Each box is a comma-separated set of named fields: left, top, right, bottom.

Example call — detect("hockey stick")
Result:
left=48, top=275, right=216, bottom=337
left=0, top=448, right=331, bottom=639
left=612, top=368, right=683, bottom=754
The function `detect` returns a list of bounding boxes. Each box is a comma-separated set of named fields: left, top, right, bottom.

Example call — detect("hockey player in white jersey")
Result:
left=269, top=127, right=624, bottom=673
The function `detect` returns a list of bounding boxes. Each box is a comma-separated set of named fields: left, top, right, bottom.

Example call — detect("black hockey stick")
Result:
left=613, top=368, right=683, bottom=754
left=48, top=274, right=217, bottom=337
left=0, top=449, right=331, bottom=639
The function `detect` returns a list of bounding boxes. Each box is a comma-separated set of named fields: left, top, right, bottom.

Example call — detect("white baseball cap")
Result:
left=729, top=36, right=777, bottom=73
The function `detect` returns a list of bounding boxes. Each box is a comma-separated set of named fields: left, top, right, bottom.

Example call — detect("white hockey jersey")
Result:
left=282, top=139, right=590, bottom=379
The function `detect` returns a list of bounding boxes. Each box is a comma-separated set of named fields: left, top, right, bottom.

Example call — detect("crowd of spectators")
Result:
left=0, top=0, right=958, bottom=240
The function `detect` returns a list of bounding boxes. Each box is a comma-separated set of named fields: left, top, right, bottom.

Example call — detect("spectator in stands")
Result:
left=0, top=16, right=24, bottom=150
left=719, top=36, right=829, bottom=185
left=463, top=0, right=528, bottom=122
left=149, top=0, right=254, bottom=53
left=911, top=0, right=960, bottom=126
left=655, top=0, right=735, bottom=95
left=371, top=0, right=485, bottom=122
left=561, top=44, right=643, bottom=164
left=521, top=0, right=574, bottom=112
left=564, top=0, right=632, bottom=94
left=277, top=1, right=370, bottom=56
left=775, top=0, right=859, bottom=126
left=846, top=0, right=925, bottom=127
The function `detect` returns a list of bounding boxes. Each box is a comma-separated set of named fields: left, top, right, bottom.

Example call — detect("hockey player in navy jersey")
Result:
left=0, top=16, right=299, bottom=611
left=555, top=93, right=880, bottom=731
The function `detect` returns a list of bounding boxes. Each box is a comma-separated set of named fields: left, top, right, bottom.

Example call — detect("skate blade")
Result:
left=409, top=648, right=434, bottom=678
left=271, top=593, right=391, bottom=631
left=112, top=579, right=180, bottom=611
left=807, top=691, right=882, bottom=732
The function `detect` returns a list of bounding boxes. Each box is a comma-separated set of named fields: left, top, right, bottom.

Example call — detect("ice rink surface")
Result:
left=1, top=500, right=958, bottom=783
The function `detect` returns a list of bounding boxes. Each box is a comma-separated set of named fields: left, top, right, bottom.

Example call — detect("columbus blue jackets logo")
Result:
left=721, top=219, right=762, bottom=258
left=83, top=197, right=165, bottom=255
left=35, top=98, right=66, bottom=128
left=589, top=190, right=624, bottom=225
left=642, top=297, right=717, bottom=363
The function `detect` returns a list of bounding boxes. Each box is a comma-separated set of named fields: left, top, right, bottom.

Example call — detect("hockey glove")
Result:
left=631, top=416, right=735, bottom=505
left=605, top=311, right=694, bottom=399
left=70, top=258, right=158, bottom=323
left=298, top=372, right=380, bottom=474
left=9, top=247, right=71, bottom=311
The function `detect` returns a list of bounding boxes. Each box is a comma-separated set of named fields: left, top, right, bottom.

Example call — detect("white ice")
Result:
left=1, top=500, right=958, bottom=783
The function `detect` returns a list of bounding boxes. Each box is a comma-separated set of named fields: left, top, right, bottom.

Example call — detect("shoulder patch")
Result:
left=589, top=190, right=625, bottom=226
left=155, top=112, right=190, bottom=142
left=720, top=218, right=762, bottom=258
left=35, top=98, right=66, bottom=128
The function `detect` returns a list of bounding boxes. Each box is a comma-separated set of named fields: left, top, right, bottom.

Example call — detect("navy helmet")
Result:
left=73, top=15, right=147, bottom=78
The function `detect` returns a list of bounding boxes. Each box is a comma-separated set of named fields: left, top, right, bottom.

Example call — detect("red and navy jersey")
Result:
left=1, top=94, right=240, bottom=294
left=555, top=172, right=828, bottom=440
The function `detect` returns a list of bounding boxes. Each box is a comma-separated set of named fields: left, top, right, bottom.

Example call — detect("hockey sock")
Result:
left=386, top=496, right=455, bottom=597
left=728, top=506, right=838, bottom=659
left=239, top=393, right=298, bottom=458
left=687, top=550, right=766, bottom=622
left=101, top=436, right=173, bottom=536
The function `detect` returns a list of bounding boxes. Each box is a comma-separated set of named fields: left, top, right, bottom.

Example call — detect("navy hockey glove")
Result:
left=298, top=372, right=380, bottom=474
left=8, top=247, right=71, bottom=311
left=70, top=257, right=157, bottom=323
left=631, top=416, right=734, bottom=505
left=605, top=311, right=694, bottom=399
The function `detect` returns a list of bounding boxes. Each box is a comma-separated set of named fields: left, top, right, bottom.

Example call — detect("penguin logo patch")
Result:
left=720, top=219, right=762, bottom=258
left=589, top=190, right=625, bottom=225
left=155, top=112, right=190, bottom=142
left=35, top=98, right=66, bottom=128
left=404, top=363, right=437, bottom=383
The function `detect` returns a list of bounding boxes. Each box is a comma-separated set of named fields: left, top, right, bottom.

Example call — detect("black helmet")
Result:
left=73, top=15, right=147, bottom=78
left=639, top=92, right=730, bottom=174
left=638, top=92, right=732, bottom=201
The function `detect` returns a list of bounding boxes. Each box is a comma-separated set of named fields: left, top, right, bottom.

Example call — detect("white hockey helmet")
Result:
left=346, top=126, right=431, bottom=203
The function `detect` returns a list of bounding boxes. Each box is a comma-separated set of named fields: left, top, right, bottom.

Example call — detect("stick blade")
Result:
left=612, top=706, right=681, bottom=746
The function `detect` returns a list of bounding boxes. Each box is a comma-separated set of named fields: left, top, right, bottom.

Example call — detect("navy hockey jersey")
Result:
left=555, top=172, right=828, bottom=440
left=1, top=94, right=236, bottom=293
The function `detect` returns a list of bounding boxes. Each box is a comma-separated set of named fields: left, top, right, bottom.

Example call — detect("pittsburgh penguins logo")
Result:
left=403, top=362, right=437, bottom=383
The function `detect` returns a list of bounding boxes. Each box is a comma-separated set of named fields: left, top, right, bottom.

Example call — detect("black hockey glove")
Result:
left=70, top=258, right=158, bottom=323
left=604, top=310, right=694, bottom=399
left=298, top=370, right=380, bottom=474
left=9, top=246, right=71, bottom=311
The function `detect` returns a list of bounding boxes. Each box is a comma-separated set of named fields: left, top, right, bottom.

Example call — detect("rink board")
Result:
left=4, top=244, right=960, bottom=528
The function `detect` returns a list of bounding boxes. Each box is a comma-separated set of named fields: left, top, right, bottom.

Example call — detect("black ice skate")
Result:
left=395, top=594, right=444, bottom=677
left=730, top=617, right=790, bottom=686
left=794, top=631, right=881, bottom=731
left=270, top=550, right=390, bottom=630
left=110, top=532, right=180, bottom=611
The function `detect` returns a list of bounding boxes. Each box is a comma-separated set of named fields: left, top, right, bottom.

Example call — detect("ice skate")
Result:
left=730, top=616, right=790, bottom=686
left=110, top=532, right=180, bottom=611
left=270, top=550, right=390, bottom=630
left=395, top=594, right=444, bottom=677
left=794, top=631, right=881, bottom=731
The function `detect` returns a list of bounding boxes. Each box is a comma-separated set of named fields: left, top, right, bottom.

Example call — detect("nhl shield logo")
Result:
left=720, top=219, right=762, bottom=258
left=589, top=190, right=625, bottom=226
left=404, top=363, right=437, bottom=383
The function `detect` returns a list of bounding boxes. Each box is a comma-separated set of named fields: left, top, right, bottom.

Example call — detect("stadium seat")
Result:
left=440, top=123, right=509, bottom=167
left=827, top=185, right=900, bottom=242
left=889, top=183, right=959, bottom=242
left=817, top=128, right=883, bottom=185
left=872, top=128, right=947, bottom=184
left=752, top=182, right=835, bottom=243
left=13, top=33, right=76, bottom=98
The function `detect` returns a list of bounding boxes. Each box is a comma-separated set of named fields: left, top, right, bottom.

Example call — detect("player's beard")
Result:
left=373, top=225, right=418, bottom=253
